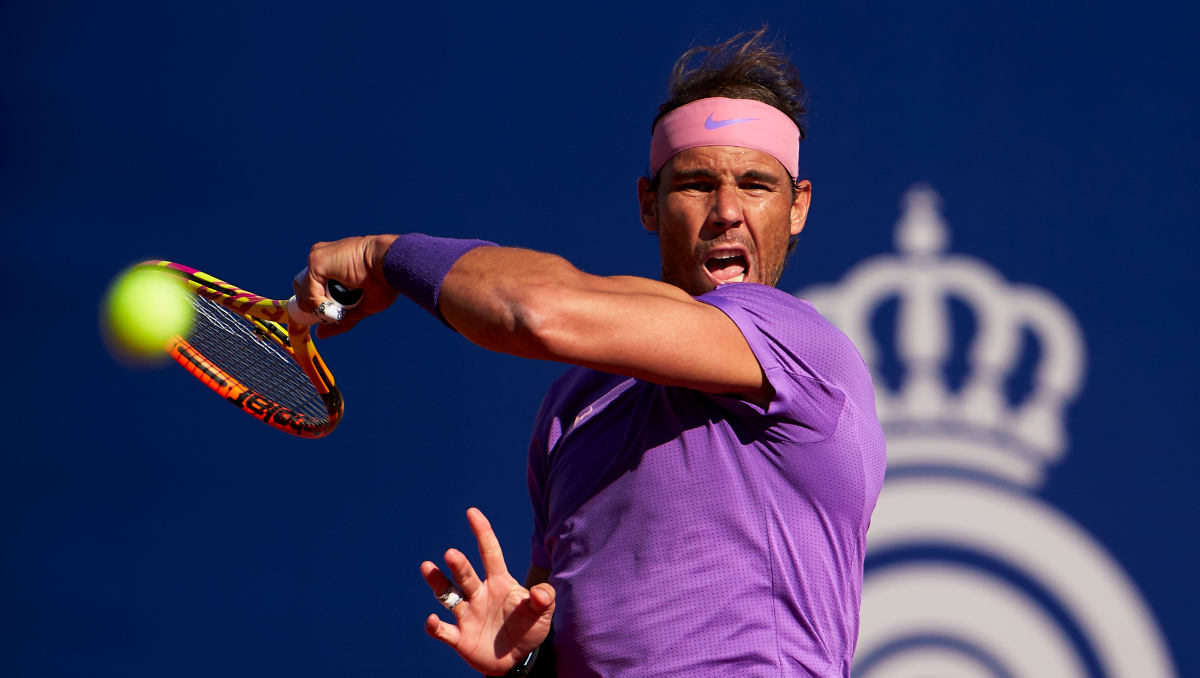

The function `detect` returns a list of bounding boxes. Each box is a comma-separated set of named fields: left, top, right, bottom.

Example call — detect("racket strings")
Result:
left=187, top=295, right=328, bottom=421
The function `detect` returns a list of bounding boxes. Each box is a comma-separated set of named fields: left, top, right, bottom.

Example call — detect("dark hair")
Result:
left=652, top=27, right=807, bottom=142
left=647, top=28, right=809, bottom=256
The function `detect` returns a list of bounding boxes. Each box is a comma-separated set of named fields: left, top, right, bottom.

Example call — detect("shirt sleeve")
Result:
left=697, top=283, right=847, bottom=442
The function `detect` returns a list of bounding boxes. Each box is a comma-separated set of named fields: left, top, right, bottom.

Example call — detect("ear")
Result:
left=637, top=176, right=658, bottom=233
left=789, top=179, right=812, bottom=237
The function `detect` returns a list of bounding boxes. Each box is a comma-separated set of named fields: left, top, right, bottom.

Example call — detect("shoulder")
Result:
left=697, top=283, right=842, bottom=345
left=697, top=281, right=814, bottom=313
left=698, top=283, right=879, bottom=429
left=698, top=283, right=861, bottom=380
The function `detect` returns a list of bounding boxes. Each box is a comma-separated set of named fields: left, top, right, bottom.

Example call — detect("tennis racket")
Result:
left=134, top=260, right=362, bottom=438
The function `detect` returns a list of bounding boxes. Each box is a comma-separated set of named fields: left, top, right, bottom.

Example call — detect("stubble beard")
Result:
left=659, top=233, right=790, bottom=294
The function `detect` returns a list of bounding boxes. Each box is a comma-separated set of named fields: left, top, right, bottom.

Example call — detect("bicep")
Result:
left=536, top=281, right=770, bottom=403
left=439, top=249, right=769, bottom=403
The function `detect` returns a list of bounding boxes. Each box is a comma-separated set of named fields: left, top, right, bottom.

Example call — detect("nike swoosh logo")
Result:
left=704, top=113, right=760, bottom=129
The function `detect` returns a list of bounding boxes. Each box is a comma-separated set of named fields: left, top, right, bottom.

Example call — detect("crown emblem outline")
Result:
left=798, top=185, right=1086, bottom=489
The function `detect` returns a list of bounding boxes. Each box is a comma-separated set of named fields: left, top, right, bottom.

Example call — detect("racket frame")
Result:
left=136, top=260, right=344, bottom=438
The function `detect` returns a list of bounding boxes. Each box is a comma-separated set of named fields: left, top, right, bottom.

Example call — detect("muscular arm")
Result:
left=439, top=247, right=770, bottom=404
left=296, top=235, right=770, bottom=404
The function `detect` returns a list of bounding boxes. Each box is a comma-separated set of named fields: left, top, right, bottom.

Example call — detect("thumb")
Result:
left=528, top=582, right=556, bottom=615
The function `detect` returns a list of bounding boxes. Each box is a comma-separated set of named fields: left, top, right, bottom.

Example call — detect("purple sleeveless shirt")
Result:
left=527, top=282, right=886, bottom=677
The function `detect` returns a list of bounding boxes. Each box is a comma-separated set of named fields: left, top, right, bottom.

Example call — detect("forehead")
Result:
left=662, top=145, right=788, bottom=178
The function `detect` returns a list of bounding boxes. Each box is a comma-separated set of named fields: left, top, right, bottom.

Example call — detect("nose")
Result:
left=707, top=184, right=743, bottom=233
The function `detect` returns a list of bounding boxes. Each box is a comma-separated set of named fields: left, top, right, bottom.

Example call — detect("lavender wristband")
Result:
left=382, top=233, right=498, bottom=324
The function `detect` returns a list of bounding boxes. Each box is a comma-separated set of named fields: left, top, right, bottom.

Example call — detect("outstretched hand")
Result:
left=420, top=508, right=555, bottom=676
left=292, top=235, right=400, bottom=338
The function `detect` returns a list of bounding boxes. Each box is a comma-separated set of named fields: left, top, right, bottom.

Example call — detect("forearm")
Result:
left=384, top=235, right=688, bottom=357
left=440, top=247, right=573, bottom=349
left=378, top=233, right=765, bottom=398
left=439, top=247, right=638, bottom=358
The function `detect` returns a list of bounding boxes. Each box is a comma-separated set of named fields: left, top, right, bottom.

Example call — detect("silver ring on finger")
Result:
left=437, top=589, right=464, bottom=611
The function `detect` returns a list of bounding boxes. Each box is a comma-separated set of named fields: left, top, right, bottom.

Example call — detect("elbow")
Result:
left=501, top=283, right=569, bottom=359
left=443, top=254, right=589, bottom=360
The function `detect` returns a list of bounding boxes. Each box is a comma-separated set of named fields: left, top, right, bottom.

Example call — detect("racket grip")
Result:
left=286, top=280, right=362, bottom=326
left=286, top=296, right=324, bottom=326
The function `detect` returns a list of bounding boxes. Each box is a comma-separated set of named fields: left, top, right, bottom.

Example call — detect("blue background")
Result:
left=4, top=2, right=1197, bottom=676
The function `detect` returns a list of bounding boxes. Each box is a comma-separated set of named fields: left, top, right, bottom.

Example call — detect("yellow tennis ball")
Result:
left=102, top=267, right=194, bottom=363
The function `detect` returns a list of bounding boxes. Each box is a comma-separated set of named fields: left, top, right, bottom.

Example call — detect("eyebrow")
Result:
left=670, top=168, right=783, bottom=185
left=671, top=169, right=719, bottom=182
left=738, top=169, right=783, bottom=185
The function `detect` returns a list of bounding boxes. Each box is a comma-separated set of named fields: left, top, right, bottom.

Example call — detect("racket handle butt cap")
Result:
left=287, top=296, right=343, bottom=326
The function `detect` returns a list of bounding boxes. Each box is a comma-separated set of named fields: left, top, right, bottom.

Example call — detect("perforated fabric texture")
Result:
left=526, top=283, right=886, bottom=677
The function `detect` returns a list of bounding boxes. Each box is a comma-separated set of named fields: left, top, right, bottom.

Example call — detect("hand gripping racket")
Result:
left=134, top=260, right=362, bottom=438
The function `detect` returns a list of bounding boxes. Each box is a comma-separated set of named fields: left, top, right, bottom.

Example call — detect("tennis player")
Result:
left=294, top=29, right=885, bottom=678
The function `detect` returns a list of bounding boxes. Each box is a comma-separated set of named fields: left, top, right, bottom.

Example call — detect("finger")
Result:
left=297, top=249, right=334, bottom=312
left=466, top=507, right=509, bottom=579
left=421, top=560, right=470, bottom=621
left=425, top=613, right=461, bottom=647
left=291, top=268, right=311, bottom=311
left=420, top=560, right=456, bottom=597
left=498, top=583, right=556, bottom=658
left=290, top=265, right=317, bottom=307
left=527, top=582, right=556, bottom=614
left=443, top=548, right=484, bottom=600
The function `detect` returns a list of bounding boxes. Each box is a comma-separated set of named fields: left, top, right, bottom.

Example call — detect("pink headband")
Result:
left=649, top=97, right=800, bottom=178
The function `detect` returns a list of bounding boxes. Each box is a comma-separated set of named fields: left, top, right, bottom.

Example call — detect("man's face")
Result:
left=638, top=146, right=811, bottom=296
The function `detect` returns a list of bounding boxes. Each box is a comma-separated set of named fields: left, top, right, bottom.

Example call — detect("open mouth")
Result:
left=704, top=251, right=748, bottom=284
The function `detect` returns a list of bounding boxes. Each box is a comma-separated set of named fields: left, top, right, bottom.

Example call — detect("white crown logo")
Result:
left=798, top=185, right=1086, bottom=489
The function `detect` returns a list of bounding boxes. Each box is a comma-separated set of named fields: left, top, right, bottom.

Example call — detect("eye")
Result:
left=678, top=182, right=714, bottom=192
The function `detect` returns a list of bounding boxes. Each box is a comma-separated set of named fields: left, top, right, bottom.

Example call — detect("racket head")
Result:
left=135, top=260, right=344, bottom=438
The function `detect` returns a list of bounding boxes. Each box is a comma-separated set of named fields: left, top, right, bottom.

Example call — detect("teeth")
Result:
left=706, top=251, right=747, bottom=285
